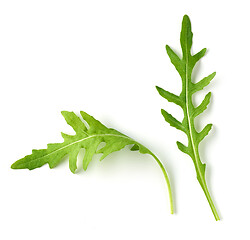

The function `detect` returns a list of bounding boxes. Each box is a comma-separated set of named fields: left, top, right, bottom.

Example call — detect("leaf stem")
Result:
left=148, top=151, right=174, bottom=214
left=199, top=180, right=220, bottom=220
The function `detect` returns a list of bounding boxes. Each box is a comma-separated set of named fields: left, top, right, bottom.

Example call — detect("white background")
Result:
left=0, top=0, right=249, bottom=239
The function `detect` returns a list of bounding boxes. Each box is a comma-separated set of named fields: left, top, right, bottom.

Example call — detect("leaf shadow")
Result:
left=73, top=143, right=177, bottom=215
left=52, top=154, right=70, bottom=170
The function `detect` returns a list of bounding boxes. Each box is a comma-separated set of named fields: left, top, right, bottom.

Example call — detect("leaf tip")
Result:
left=206, top=92, right=212, bottom=103
left=183, top=14, right=190, bottom=22
left=70, top=167, right=76, bottom=174
left=182, top=14, right=191, bottom=26
left=61, top=110, right=68, bottom=115
left=202, top=48, right=207, bottom=54
left=11, top=162, right=18, bottom=169
left=11, top=160, right=26, bottom=170
left=83, top=165, right=88, bottom=171
left=61, top=111, right=72, bottom=119
left=80, top=111, right=89, bottom=121
left=161, top=109, right=166, bottom=115
left=79, top=110, right=85, bottom=115
left=80, top=110, right=88, bottom=116
left=208, top=123, right=213, bottom=129
left=165, top=45, right=172, bottom=54
left=156, top=86, right=162, bottom=94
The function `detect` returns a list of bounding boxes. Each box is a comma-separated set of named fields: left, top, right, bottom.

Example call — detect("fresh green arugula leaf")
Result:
left=156, top=15, right=219, bottom=220
left=11, top=110, right=173, bottom=214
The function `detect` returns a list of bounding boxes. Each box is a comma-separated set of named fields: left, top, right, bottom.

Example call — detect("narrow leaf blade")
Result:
left=193, top=72, right=216, bottom=93
left=161, top=109, right=185, bottom=132
left=180, top=15, right=193, bottom=60
left=166, top=45, right=185, bottom=77
left=193, top=92, right=211, bottom=117
left=156, top=86, right=183, bottom=107
left=197, top=124, right=212, bottom=144
left=192, top=48, right=206, bottom=66
left=176, top=141, right=190, bottom=156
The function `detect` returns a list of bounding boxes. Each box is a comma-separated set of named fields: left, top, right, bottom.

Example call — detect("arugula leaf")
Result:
left=156, top=15, right=219, bottom=220
left=11, top=110, right=173, bottom=214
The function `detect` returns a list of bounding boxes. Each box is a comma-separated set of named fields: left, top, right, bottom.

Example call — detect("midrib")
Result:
left=184, top=48, right=203, bottom=181
left=27, top=133, right=133, bottom=163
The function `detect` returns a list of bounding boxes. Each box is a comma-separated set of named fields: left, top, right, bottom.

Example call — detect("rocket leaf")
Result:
left=11, top=110, right=173, bottom=213
left=156, top=15, right=219, bottom=220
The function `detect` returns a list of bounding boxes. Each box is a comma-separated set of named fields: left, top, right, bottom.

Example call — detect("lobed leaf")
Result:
left=12, top=111, right=147, bottom=173
left=156, top=15, right=219, bottom=220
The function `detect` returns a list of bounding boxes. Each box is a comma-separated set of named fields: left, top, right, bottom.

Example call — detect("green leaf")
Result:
left=156, top=15, right=219, bottom=220
left=11, top=111, right=174, bottom=213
